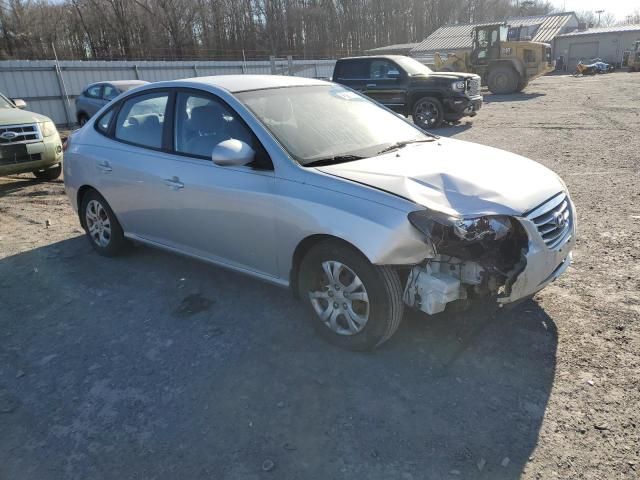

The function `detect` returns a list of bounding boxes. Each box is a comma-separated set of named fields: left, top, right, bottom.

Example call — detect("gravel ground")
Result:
left=0, top=72, right=638, bottom=480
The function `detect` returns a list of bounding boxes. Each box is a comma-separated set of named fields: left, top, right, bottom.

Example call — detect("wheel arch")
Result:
left=408, top=90, right=443, bottom=112
left=76, top=110, right=89, bottom=122
left=289, top=234, right=370, bottom=298
left=76, top=185, right=125, bottom=232
left=76, top=185, right=97, bottom=228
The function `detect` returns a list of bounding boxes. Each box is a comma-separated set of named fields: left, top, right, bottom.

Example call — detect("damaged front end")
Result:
left=403, top=192, right=576, bottom=315
left=403, top=209, right=530, bottom=315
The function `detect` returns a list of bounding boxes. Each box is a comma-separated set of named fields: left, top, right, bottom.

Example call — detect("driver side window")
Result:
left=174, top=92, right=253, bottom=158
left=369, top=60, right=400, bottom=79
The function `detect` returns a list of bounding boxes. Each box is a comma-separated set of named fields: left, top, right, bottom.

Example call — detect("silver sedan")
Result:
left=63, top=75, right=575, bottom=350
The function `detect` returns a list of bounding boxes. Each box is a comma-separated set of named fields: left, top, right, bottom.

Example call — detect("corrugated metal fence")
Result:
left=0, top=58, right=337, bottom=126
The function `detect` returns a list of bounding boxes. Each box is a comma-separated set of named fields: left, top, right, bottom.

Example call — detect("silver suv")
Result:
left=63, top=75, right=575, bottom=350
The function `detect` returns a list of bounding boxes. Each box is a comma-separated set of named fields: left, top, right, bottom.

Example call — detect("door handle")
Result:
left=97, top=161, right=112, bottom=172
left=366, top=83, right=377, bottom=88
left=163, top=177, right=184, bottom=190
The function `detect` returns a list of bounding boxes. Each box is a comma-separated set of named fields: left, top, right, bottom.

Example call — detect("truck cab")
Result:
left=332, top=55, right=482, bottom=129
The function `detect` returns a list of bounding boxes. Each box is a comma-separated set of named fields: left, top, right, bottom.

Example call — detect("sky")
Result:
left=551, top=0, right=639, bottom=21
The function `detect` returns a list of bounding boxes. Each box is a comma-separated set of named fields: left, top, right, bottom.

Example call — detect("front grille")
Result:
left=0, top=124, right=42, bottom=145
left=0, top=150, right=41, bottom=166
left=526, top=192, right=573, bottom=249
left=466, top=77, right=480, bottom=97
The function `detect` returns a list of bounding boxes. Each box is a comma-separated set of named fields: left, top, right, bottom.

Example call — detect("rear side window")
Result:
left=103, top=85, right=119, bottom=101
left=335, top=60, right=369, bottom=79
left=86, top=85, right=102, bottom=98
left=114, top=92, right=168, bottom=149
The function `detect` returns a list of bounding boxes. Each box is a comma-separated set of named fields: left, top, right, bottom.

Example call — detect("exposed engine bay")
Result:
left=403, top=212, right=529, bottom=315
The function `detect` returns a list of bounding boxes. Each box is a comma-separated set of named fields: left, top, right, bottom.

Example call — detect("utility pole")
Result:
left=595, top=10, right=604, bottom=27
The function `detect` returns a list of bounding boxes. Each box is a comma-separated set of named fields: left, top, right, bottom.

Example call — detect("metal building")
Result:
left=554, top=25, right=640, bottom=71
left=364, top=43, right=419, bottom=56
left=409, top=11, right=579, bottom=61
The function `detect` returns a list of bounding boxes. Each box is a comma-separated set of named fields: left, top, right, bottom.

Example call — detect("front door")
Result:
left=159, top=90, right=278, bottom=277
left=363, top=59, right=408, bottom=113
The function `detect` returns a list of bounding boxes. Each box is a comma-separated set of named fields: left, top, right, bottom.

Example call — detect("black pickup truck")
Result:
left=332, top=55, right=482, bottom=129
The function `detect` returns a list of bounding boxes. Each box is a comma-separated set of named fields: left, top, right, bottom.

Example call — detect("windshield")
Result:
left=0, top=94, right=15, bottom=109
left=393, top=57, right=433, bottom=76
left=237, top=85, right=429, bottom=165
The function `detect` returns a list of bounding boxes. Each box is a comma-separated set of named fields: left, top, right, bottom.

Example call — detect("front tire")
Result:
left=412, top=96, right=444, bottom=130
left=80, top=190, right=127, bottom=256
left=487, top=66, right=518, bottom=94
left=33, top=163, right=62, bottom=181
left=299, top=241, right=404, bottom=351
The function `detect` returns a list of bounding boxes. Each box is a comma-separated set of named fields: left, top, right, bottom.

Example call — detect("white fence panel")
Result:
left=0, top=59, right=337, bottom=125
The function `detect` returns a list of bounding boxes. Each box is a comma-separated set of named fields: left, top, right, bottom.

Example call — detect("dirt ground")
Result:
left=1, top=72, right=638, bottom=480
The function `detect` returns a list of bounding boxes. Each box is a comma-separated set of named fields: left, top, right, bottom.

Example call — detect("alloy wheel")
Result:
left=414, top=100, right=439, bottom=128
left=308, top=261, right=370, bottom=335
left=85, top=199, right=112, bottom=247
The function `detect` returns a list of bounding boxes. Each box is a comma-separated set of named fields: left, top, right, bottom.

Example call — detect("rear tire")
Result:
left=412, top=96, right=444, bottom=130
left=298, top=240, right=404, bottom=351
left=78, top=114, right=89, bottom=126
left=33, top=163, right=61, bottom=181
left=80, top=189, right=128, bottom=256
left=516, top=78, right=528, bottom=92
left=487, top=66, right=518, bottom=94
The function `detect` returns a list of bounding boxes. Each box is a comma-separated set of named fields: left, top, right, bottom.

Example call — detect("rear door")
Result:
left=363, top=59, right=408, bottom=113
left=333, top=59, right=370, bottom=93
left=94, top=90, right=177, bottom=244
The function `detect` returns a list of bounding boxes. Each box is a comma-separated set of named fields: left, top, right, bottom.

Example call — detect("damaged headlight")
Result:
left=408, top=210, right=512, bottom=243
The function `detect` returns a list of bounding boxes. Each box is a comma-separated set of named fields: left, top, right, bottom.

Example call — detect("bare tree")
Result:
left=0, top=0, right=564, bottom=61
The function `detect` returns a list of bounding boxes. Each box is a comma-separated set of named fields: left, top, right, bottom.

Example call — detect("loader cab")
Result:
left=471, top=24, right=508, bottom=65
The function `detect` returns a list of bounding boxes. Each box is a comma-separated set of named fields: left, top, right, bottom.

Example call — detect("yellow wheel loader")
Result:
left=434, top=23, right=555, bottom=94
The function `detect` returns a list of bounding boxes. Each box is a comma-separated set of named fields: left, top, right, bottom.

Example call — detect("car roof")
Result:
left=86, top=80, right=149, bottom=88
left=177, top=75, right=330, bottom=93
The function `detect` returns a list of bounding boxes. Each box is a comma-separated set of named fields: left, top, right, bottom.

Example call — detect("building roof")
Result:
left=556, top=24, right=640, bottom=38
left=411, top=12, right=578, bottom=54
left=365, top=43, right=418, bottom=55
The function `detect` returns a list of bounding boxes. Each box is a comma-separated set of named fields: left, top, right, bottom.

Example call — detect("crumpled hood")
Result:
left=316, top=137, right=564, bottom=217
left=0, top=107, right=51, bottom=125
